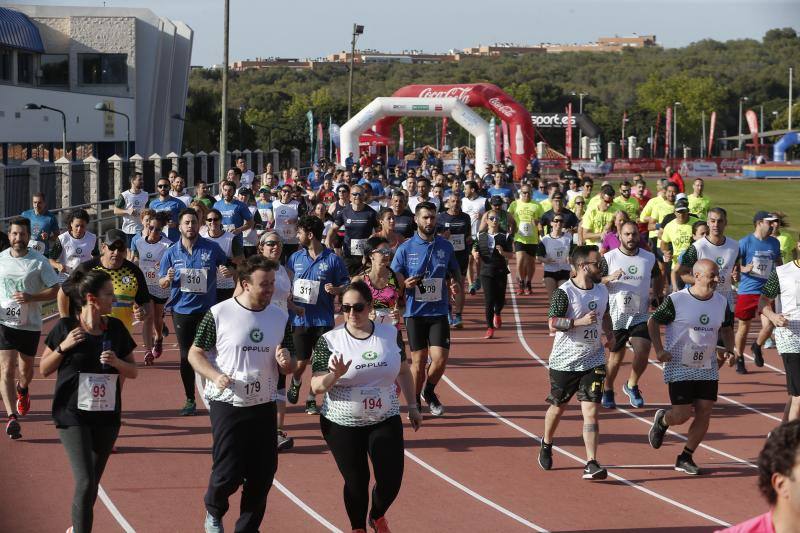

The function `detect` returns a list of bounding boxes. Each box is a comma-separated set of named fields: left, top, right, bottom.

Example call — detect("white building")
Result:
left=0, top=4, right=192, bottom=164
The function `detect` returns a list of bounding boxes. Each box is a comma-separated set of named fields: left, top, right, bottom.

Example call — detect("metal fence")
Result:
left=70, top=163, right=89, bottom=209
left=142, top=160, right=156, bottom=192
left=4, top=166, right=30, bottom=217
left=40, top=164, right=60, bottom=206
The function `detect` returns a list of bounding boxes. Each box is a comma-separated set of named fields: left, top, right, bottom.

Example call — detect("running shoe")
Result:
left=162, top=323, right=170, bottom=337
left=649, top=409, right=668, bottom=449
left=16, top=383, right=30, bottom=417
left=484, top=327, right=494, bottom=339
left=5, top=417, right=21, bottom=440
left=66, top=527, right=73, bottom=533
left=524, top=282, right=532, bottom=296
left=287, top=379, right=301, bottom=404
left=736, top=356, right=748, bottom=375
left=153, top=338, right=163, bottom=359
left=675, top=454, right=702, bottom=475
left=468, top=283, right=477, bottom=296
left=452, top=314, right=464, bottom=329
left=601, top=390, right=616, bottom=409
left=493, top=313, right=502, bottom=329
left=423, top=389, right=445, bottom=417
left=475, top=278, right=482, bottom=291
left=622, top=383, right=645, bottom=408
left=538, top=442, right=553, bottom=471
left=277, top=430, right=294, bottom=452
left=204, top=511, right=224, bottom=533
left=305, top=400, right=320, bottom=415
left=143, top=350, right=155, bottom=366
left=764, top=337, right=776, bottom=349
left=516, top=285, right=525, bottom=296
left=369, top=516, right=392, bottom=533
left=582, top=460, right=608, bottom=480
left=751, top=342, right=764, bottom=368
left=180, top=398, right=197, bottom=416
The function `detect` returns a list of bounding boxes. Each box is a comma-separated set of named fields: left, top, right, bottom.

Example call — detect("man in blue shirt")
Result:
left=391, top=201, right=462, bottom=417
left=159, top=208, right=230, bottom=415
left=487, top=172, right=514, bottom=208
left=734, top=211, right=782, bottom=374
left=21, top=192, right=59, bottom=255
left=213, top=180, right=254, bottom=248
left=286, top=215, right=349, bottom=414
left=148, top=177, right=186, bottom=242
left=357, top=167, right=385, bottom=201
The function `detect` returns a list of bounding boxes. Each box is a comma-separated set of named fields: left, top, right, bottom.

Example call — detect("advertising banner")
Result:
left=680, top=160, right=719, bottom=177
left=745, top=109, right=760, bottom=150
left=708, top=111, right=716, bottom=159
left=565, top=103, right=573, bottom=157
left=665, top=107, right=672, bottom=160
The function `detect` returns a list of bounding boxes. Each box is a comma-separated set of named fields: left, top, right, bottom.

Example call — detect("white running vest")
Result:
left=242, top=206, right=259, bottom=247
left=692, top=236, right=739, bottom=309
left=204, top=231, right=235, bottom=289
left=272, top=265, right=291, bottom=313
left=120, top=190, right=149, bottom=234
left=549, top=280, right=609, bottom=372
left=773, top=262, right=800, bottom=353
left=134, top=236, right=172, bottom=298
left=604, top=247, right=656, bottom=330
left=541, top=234, right=572, bottom=273
left=272, top=201, right=299, bottom=244
left=57, top=231, right=97, bottom=280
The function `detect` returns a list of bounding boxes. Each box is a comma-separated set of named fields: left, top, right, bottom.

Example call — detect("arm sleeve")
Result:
left=679, top=244, right=698, bottom=268
left=651, top=296, right=676, bottom=325
left=240, top=203, right=253, bottom=221
left=333, top=256, right=351, bottom=286
left=192, top=311, right=217, bottom=350
left=600, top=257, right=609, bottom=277
left=48, top=239, right=63, bottom=260
left=535, top=242, right=546, bottom=257
left=396, top=329, right=407, bottom=362
left=390, top=246, right=407, bottom=277
left=114, top=195, right=126, bottom=209
left=112, top=318, right=137, bottom=359
left=39, top=258, right=61, bottom=288
left=548, top=288, right=569, bottom=318
left=334, top=210, right=345, bottom=227
left=762, top=270, right=781, bottom=299
left=311, top=335, right=333, bottom=373
left=281, top=319, right=295, bottom=360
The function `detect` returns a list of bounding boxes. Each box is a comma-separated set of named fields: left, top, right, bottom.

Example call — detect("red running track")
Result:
left=0, top=264, right=785, bottom=532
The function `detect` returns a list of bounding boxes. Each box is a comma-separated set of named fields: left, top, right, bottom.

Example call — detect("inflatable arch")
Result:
left=340, top=97, right=491, bottom=177
left=374, top=83, right=536, bottom=179
left=774, top=131, right=800, bottom=162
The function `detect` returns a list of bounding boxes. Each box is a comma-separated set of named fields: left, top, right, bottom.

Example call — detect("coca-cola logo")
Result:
left=488, top=97, right=515, bottom=118
left=531, top=114, right=575, bottom=128
left=418, top=87, right=472, bottom=104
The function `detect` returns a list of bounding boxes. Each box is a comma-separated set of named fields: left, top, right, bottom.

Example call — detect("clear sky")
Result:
left=13, top=0, right=800, bottom=66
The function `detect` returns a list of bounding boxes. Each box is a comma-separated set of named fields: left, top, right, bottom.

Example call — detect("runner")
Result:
left=113, top=172, right=149, bottom=247
left=132, top=213, right=172, bottom=365
left=236, top=156, right=256, bottom=189
left=286, top=215, right=349, bottom=415
left=193, top=180, right=217, bottom=209
left=21, top=192, right=59, bottom=255
left=508, top=184, right=542, bottom=296
left=374, top=207, right=403, bottom=251
left=600, top=221, right=660, bottom=409
left=389, top=190, right=416, bottom=240
left=0, top=218, right=60, bottom=439
left=647, top=259, right=736, bottom=475
left=310, top=280, right=421, bottom=533
left=169, top=174, right=193, bottom=207
left=213, top=180, right=254, bottom=249
left=327, top=184, right=380, bottom=276
left=580, top=186, right=617, bottom=246
left=189, top=255, right=295, bottom=533
left=539, top=245, right=613, bottom=479
left=39, top=268, right=137, bottom=531
left=461, top=181, right=487, bottom=295
left=408, top=177, right=439, bottom=212
left=687, top=178, right=711, bottom=219
left=148, top=177, right=186, bottom=242
left=537, top=215, right=574, bottom=302
left=660, top=196, right=699, bottom=291
left=49, top=209, right=98, bottom=282
left=237, top=187, right=262, bottom=258
left=391, top=202, right=462, bottom=417
left=733, top=211, right=781, bottom=374
left=613, top=181, right=641, bottom=220
left=200, top=208, right=243, bottom=302
left=353, top=237, right=403, bottom=328
left=437, top=193, right=472, bottom=328
left=540, top=191, right=579, bottom=236
left=472, top=212, right=512, bottom=339
left=272, top=185, right=301, bottom=263
left=159, top=209, right=231, bottom=416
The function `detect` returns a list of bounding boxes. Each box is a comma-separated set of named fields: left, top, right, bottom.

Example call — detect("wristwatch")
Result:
left=55, top=345, right=65, bottom=355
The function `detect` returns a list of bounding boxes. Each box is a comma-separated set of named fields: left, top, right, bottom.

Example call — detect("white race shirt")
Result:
left=119, top=190, right=149, bottom=235
left=272, top=200, right=300, bottom=244
left=603, top=247, right=656, bottom=330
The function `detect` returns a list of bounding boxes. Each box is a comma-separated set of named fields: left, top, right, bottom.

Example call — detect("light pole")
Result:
left=94, top=103, right=130, bottom=159
left=570, top=91, right=587, bottom=157
left=219, top=0, right=230, bottom=178
left=347, top=23, right=365, bottom=120
left=738, top=96, right=749, bottom=151
left=673, top=101, right=681, bottom=159
left=25, top=103, right=67, bottom=159
left=238, top=104, right=245, bottom=150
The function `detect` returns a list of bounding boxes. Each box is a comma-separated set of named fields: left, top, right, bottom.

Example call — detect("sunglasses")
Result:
left=351, top=192, right=363, bottom=197
left=575, top=201, right=585, bottom=205
left=207, top=217, right=221, bottom=222
left=281, top=189, right=291, bottom=194
left=373, top=248, right=392, bottom=256
left=488, top=216, right=498, bottom=221
left=262, top=240, right=280, bottom=247
left=157, top=184, right=170, bottom=189
left=553, top=219, right=564, bottom=223
left=106, top=241, right=125, bottom=251
left=342, top=302, right=367, bottom=313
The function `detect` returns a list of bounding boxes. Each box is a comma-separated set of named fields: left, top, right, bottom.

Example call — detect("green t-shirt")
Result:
left=508, top=200, right=541, bottom=244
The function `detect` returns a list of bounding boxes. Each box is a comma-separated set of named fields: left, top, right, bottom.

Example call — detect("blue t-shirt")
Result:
left=148, top=197, right=186, bottom=242
left=158, top=237, right=228, bottom=314
left=738, top=233, right=781, bottom=294
left=213, top=198, right=253, bottom=247
left=358, top=178, right=384, bottom=197
left=391, top=234, right=460, bottom=318
left=287, top=247, right=350, bottom=327
left=21, top=209, right=59, bottom=253
left=488, top=187, right=513, bottom=204
left=532, top=191, right=548, bottom=202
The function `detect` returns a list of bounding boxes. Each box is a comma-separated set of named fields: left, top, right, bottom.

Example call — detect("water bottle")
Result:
left=101, top=338, right=112, bottom=371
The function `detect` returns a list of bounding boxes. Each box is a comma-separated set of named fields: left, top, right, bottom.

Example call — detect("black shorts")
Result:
left=344, top=255, right=365, bottom=276
left=543, top=270, right=571, bottom=282
left=404, top=315, right=451, bottom=352
left=0, top=324, right=41, bottom=357
left=546, top=365, right=606, bottom=406
left=668, top=380, right=719, bottom=405
left=513, top=241, right=538, bottom=257
left=292, top=325, right=332, bottom=361
left=150, top=294, right=168, bottom=305
left=781, top=353, right=800, bottom=396
left=611, top=322, right=651, bottom=353
left=455, top=252, right=469, bottom=277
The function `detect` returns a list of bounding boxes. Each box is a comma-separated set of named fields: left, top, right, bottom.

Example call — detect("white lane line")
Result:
left=404, top=450, right=549, bottom=532
left=98, top=485, right=136, bottom=532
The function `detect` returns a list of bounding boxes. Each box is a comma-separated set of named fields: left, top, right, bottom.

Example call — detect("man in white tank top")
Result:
left=113, top=172, right=149, bottom=247
left=49, top=209, right=98, bottom=283
left=200, top=209, right=243, bottom=301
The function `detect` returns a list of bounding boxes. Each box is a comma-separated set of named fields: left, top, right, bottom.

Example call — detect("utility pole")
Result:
left=219, top=0, right=229, bottom=178
left=790, top=67, right=794, bottom=131
left=347, top=24, right=364, bottom=120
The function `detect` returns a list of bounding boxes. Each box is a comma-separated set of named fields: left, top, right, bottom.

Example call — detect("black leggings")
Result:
left=173, top=312, right=206, bottom=401
left=59, top=424, right=120, bottom=533
left=481, top=274, right=508, bottom=328
left=321, top=415, right=404, bottom=530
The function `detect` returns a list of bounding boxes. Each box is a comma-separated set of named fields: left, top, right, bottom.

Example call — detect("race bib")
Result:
left=350, top=238, right=367, bottom=256
left=349, top=387, right=392, bottom=422
left=28, top=240, right=45, bottom=254
left=681, top=342, right=713, bottom=369
left=416, top=278, right=443, bottom=302
left=0, top=299, right=28, bottom=327
left=77, top=373, right=118, bottom=411
left=231, top=371, right=270, bottom=407
left=576, top=325, right=600, bottom=348
left=280, top=226, right=296, bottom=240
left=552, top=246, right=568, bottom=263
left=142, top=264, right=159, bottom=285
left=615, top=291, right=641, bottom=315
left=751, top=256, right=773, bottom=279
left=518, top=222, right=533, bottom=237
left=66, top=255, right=82, bottom=271
left=373, top=308, right=395, bottom=325
left=293, top=278, right=320, bottom=305
left=449, top=234, right=465, bottom=251
left=223, top=223, right=236, bottom=233
left=179, top=268, right=208, bottom=294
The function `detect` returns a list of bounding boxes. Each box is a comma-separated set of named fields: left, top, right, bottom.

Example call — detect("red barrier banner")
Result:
left=745, top=109, right=759, bottom=151
left=565, top=103, right=573, bottom=157
left=665, top=107, right=672, bottom=160
left=708, top=111, right=717, bottom=159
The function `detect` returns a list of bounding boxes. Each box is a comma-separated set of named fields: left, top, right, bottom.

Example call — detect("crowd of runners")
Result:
left=1, top=153, right=798, bottom=532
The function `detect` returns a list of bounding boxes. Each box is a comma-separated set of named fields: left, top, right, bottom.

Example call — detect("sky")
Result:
left=12, top=0, right=800, bottom=66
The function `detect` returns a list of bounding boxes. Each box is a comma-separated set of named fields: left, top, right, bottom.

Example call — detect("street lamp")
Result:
left=347, top=23, right=365, bottom=120
left=94, top=102, right=130, bottom=160
left=25, top=103, right=67, bottom=160
left=738, top=96, right=749, bottom=151
left=570, top=92, right=588, bottom=157
left=238, top=104, right=245, bottom=149
left=673, top=101, right=681, bottom=159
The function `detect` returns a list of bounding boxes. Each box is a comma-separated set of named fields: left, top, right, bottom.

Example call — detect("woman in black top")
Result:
left=40, top=269, right=137, bottom=533
left=472, top=213, right=513, bottom=339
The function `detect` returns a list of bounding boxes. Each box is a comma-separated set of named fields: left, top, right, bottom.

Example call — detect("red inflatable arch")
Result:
left=374, top=83, right=536, bottom=180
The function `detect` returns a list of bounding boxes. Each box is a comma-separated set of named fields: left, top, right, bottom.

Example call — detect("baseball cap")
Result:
left=675, top=198, right=690, bottom=212
left=103, top=229, right=127, bottom=247
left=237, top=187, right=251, bottom=197
left=753, top=211, right=778, bottom=223
left=675, top=193, right=688, bottom=202
left=490, top=195, right=504, bottom=206
left=551, top=191, right=564, bottom=200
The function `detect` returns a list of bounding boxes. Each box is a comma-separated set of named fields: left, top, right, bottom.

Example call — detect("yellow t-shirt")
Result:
left=639, top=197, right=675, bottom=239
left=777, top=232, right=797, bottom=264
left=581, top=208, right=616, bottom=245
left=661, top=218, right=695, bottom=266
left=613, top=196, right=641, bottom=219
left=687, top=194, right=711, bottom=219
left=508, top=200, right=541, bottom=244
